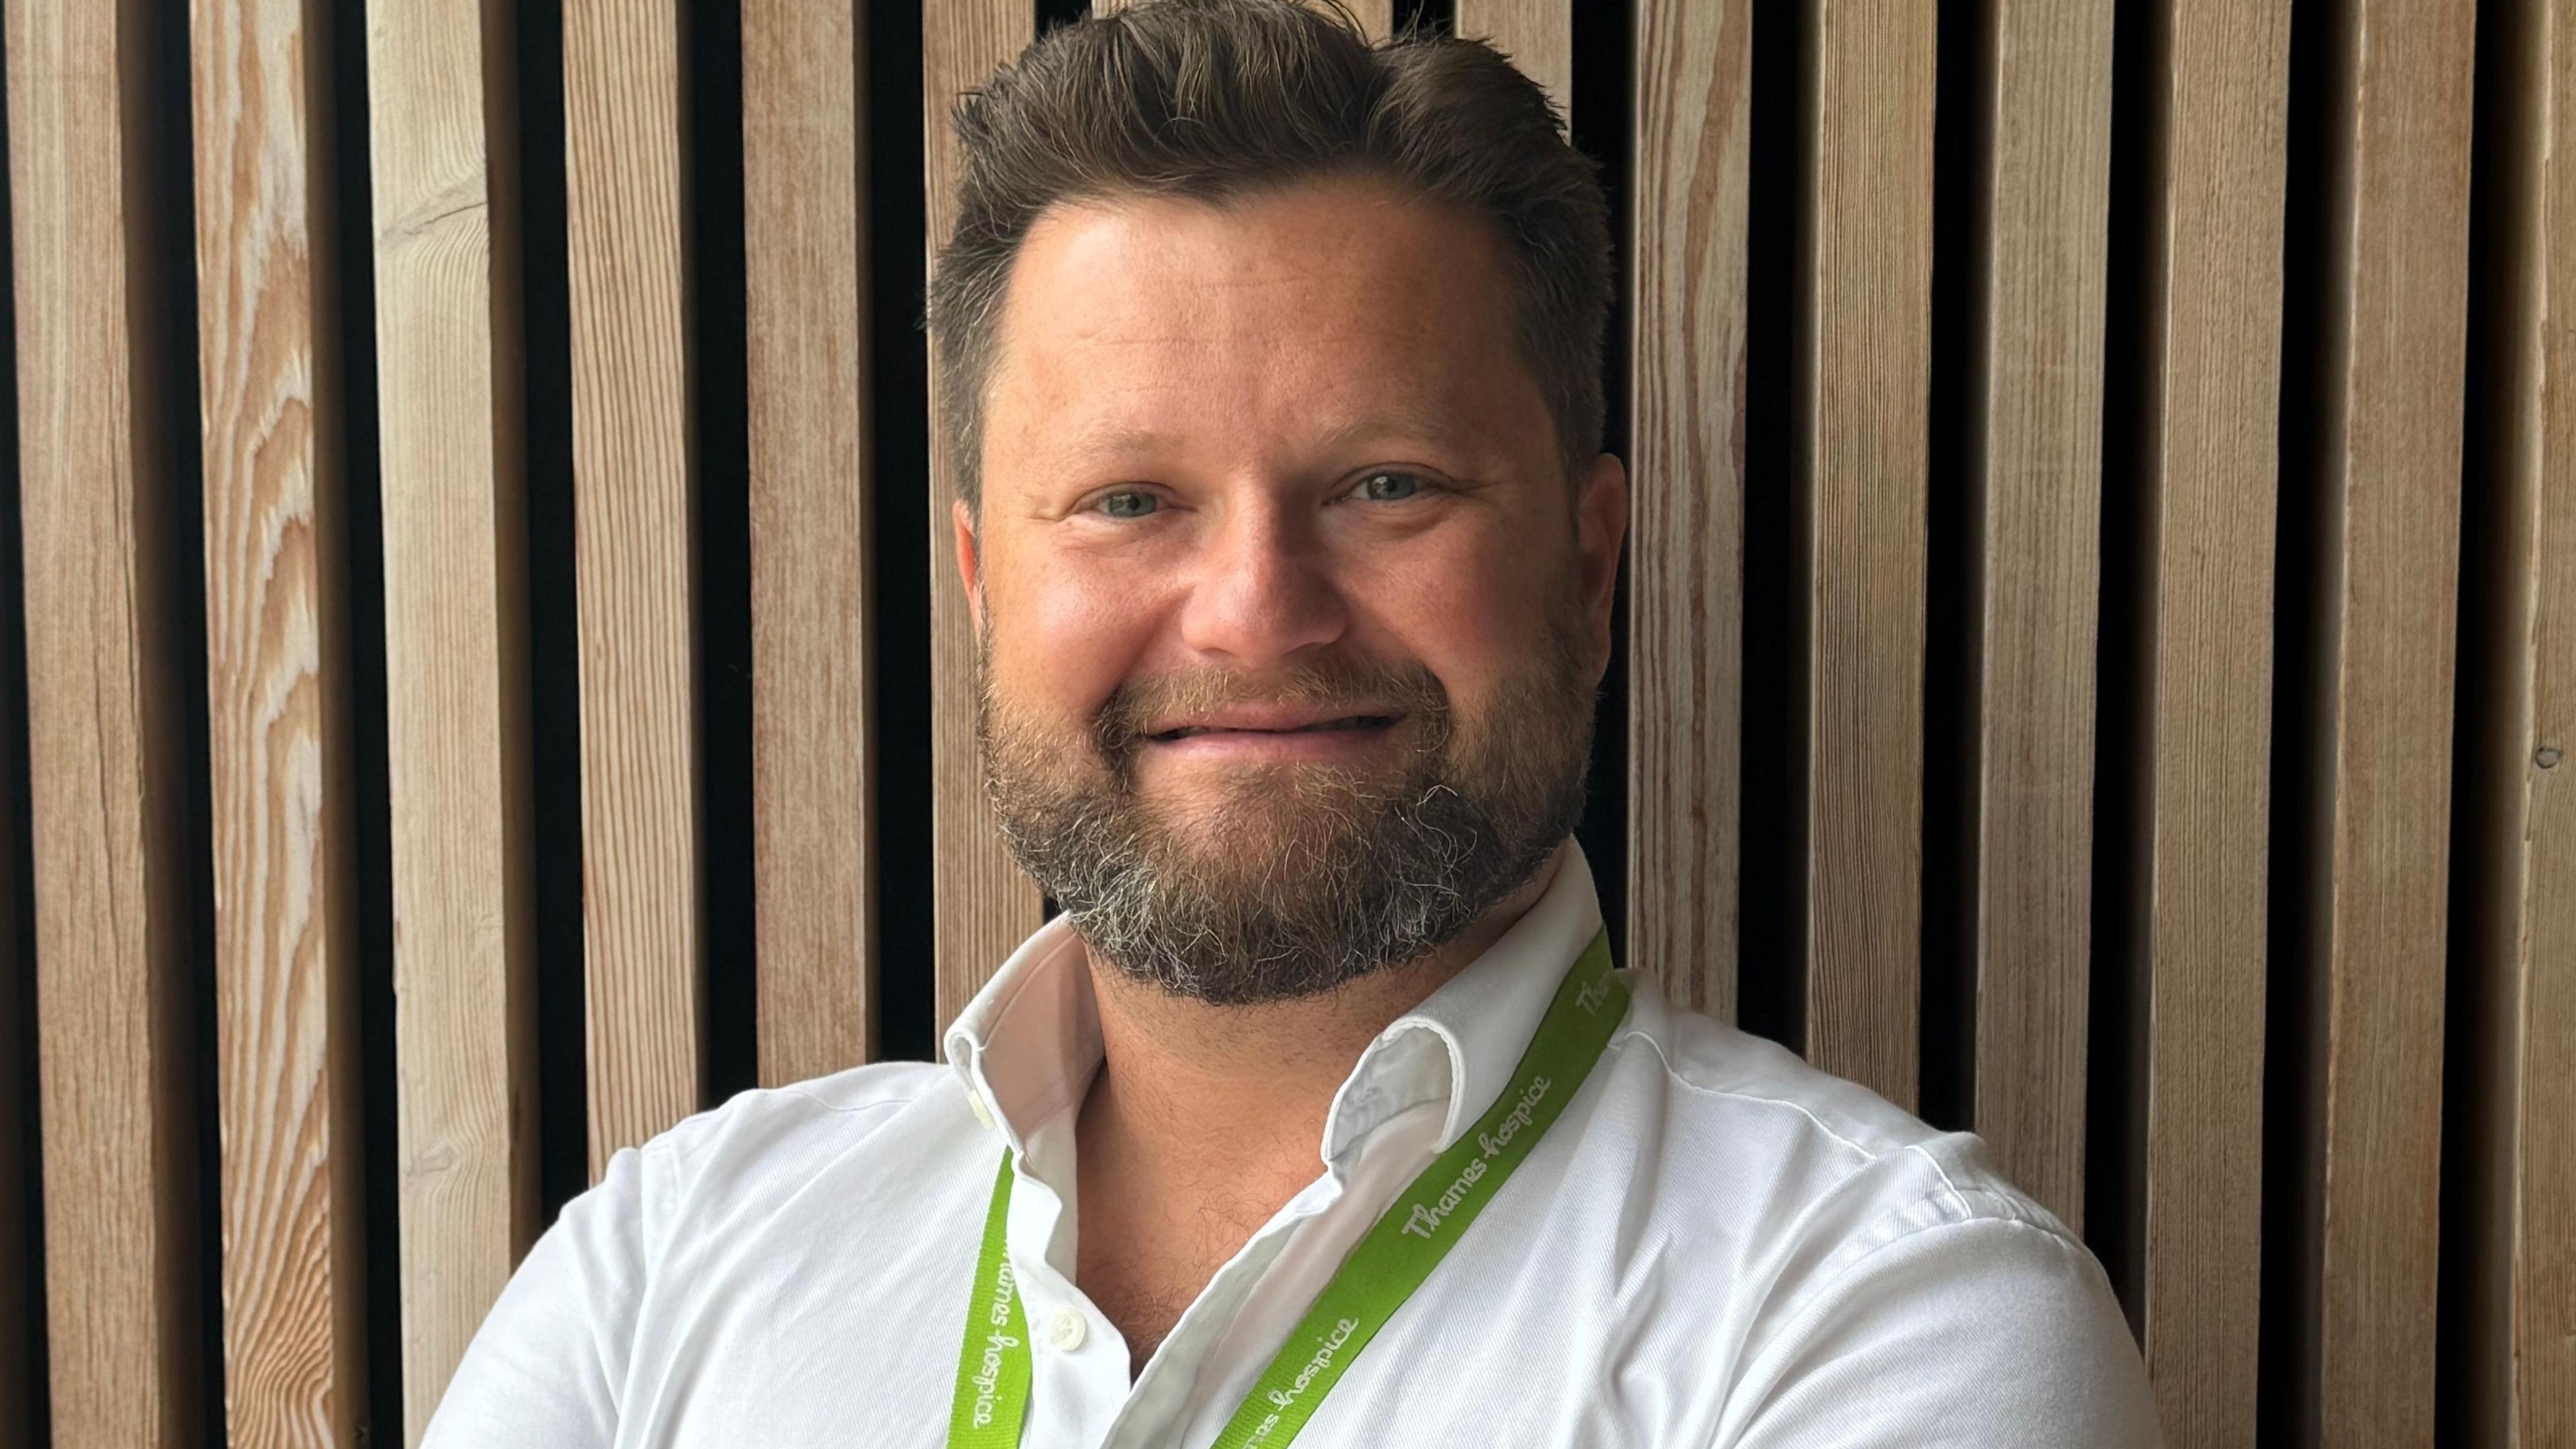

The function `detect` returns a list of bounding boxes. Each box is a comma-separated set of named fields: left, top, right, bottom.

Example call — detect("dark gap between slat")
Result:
left=0, top=13, right=47, bottom=1434
left=872, top=0, right=939, bottom=1063
left=690, top=0, right=761, bottom=1110
left=2435, top=1, right=2538, bottom=1441
left=1569, top=0, right=1633, bottom=965
left=2084, top=0, right=2170, bottom=1341
left=128, top=0, right=224, bottom=1434
left=320, top=0, right=403, bottom=1434
left=1041, top=0, right=1087, bottom=36
left=1736, top=0, right=1803, bottom=1055
left=1917, top=0, right=1993, bottom=1138
left=517, top=0, right=592, bottom=1220
left=2261, top=0, right=2357, bottom=1442
left=1395, top=0, right=1450, bottom=40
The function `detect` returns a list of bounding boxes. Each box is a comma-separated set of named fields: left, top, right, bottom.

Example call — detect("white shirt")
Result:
left=424, top=842, right=2161, bottom=1448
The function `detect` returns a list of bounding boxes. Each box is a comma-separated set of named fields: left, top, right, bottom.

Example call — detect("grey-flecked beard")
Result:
left=975, top=616, right=1596, bottom=1006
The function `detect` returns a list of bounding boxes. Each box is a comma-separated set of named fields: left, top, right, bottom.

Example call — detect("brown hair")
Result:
left=926, top=0, right=1613, bottom=508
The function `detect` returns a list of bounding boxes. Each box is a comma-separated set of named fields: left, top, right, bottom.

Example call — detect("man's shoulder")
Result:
left=1608, top=983, right=2070, bottom=1240
left=1603, top=985, right=2150, bottom=1438
left=621, top=1059, right=977, bottom=1239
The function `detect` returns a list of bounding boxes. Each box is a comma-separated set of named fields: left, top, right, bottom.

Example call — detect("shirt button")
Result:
left=1047, top=1309, right=1086, bottom=1351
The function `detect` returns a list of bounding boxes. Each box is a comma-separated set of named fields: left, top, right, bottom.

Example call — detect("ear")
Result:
left=952, top=498, right=985, bottom=633
left=1574, top=452, right=1628, bottom=678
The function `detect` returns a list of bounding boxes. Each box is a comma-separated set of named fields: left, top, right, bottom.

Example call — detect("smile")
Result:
left=1148, top=714, right=1400, bottom=742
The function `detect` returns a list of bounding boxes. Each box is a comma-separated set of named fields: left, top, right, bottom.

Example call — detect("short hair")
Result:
left=926, top=0, right=1614, bottom=509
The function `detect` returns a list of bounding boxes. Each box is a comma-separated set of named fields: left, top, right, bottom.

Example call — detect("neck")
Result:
left=1078, top=848, right=1564, bottom=1197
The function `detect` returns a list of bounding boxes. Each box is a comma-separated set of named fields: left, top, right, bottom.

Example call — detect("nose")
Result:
left=1173, top=494, right=1348, bottom=667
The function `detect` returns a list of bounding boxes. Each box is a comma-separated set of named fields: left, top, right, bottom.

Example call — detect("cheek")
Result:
left=986, top=548, right=1162, bottom=717
left=1348, top=527, right=1554, bottom=700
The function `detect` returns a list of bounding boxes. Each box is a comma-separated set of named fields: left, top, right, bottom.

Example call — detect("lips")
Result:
left=1148, top=712, right=1400, bottom=742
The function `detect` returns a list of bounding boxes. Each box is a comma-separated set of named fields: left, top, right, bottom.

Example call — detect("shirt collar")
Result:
left=942, top=838, right=1607, bottom=1169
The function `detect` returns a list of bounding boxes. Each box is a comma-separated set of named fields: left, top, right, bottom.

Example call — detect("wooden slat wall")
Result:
left=186, top=0, right=365, bottom=1440
left=923, top=0, right=1040, bottom=1036
left=1964, top=0, right=2111, bottom=1232
left=2131, top=1, right=2289, bottom=1440
left=2510, top=13, right=2576, bottom=1425
left=2296, top=2, right=2475, bottom=1442
left=1625, top=0, right=1746, bottom=1020
left=2462, top=7, right=2576, bottom=1443
left=7, top=0, right=208, bottom=1444
left=1797, top=1, right=1935, bottom=1112
left=4, top=3, right=2575, bottom=1446
left=743, top=0, right=877, bottom=1086
left=564, top=0, right=706, bottom=1173
left=2503, top=8, right=2576, bottom=1436
left=364, top=0, right=539, bottom=1439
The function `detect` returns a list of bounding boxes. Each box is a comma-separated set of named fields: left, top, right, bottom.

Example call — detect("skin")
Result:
left=953, top=172, right=1627, bottom=1373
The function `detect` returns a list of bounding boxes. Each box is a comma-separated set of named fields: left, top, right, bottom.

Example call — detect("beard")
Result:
left=975, top=594, right=1598, bottom=1006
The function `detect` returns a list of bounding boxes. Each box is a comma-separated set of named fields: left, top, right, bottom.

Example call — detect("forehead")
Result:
left=981, top=174, right=1549, bottom=479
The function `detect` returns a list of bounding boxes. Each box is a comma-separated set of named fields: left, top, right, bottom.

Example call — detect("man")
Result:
left=425, top=2, right=2160, bottom=1444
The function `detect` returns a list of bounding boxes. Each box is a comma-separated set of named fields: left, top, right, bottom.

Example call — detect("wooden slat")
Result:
left=1796, top=1, right=1933, bottom=1110
left=2133, top=1, right=2289, bottom=1439
left=744, top=0, right=876, bottom=1082
left=1625, top=0, right=1746, bottom=1020
left=187, top=0, right=365, bottom=1440
left=2300, top=1, right=2475, bottom=1441
left=925, top=0, right=1041, bottom=1035
left=2516, top=37, right=2576, bottom=1427
left=6, top=0, right=207, bottom=1440
left=564, top=0, right=704, bottom=1169
left=364, top=0, right=539, bottom=1439
left=1452, top=0, right=1568, bottom=117
left=1966, top=0, right=2112, bottom=1233
left=2463, top=5, right=2576, bottom=1443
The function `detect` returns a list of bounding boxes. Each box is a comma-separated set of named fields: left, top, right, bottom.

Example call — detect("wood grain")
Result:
left=6, top=0, right=208, bottom=1442
left=1796, top=1, right=1934, bottom=1110
left=2465, top=5, right=2576, bottom=1442
left=564, top=0, right=705, bottom=1169
left=186, top=0, right=366, bottom=1440
left=2301, top=1, right=2475, bottom=1441
left=364, top=0, right=540, bottom=1440
left=2517, top=32, right=2576, bottom=1424
left=1625, top=0, right=1746, bottom=1020
left=1452, top=0, right=1568, bottom=118
left=925, top=0, right=1042, bottom=1036
left=2131, top=2, right=2289, bottom=1440
left=745, top=0, right=876, bottom=1083
left=1966, top=0, right=2111, bottom=1234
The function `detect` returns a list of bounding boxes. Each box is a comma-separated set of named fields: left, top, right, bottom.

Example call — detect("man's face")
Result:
left=959, top=174, right=1627, bottom=1003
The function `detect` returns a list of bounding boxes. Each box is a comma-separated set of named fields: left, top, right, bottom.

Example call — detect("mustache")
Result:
left=1092, top=657, right=1452, bottom=759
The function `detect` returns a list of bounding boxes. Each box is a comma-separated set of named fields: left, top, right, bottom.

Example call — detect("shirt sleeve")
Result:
left=1720, top=1215, right=2163, bottom=1449
left=419, top=1144, right=653, bottom=1449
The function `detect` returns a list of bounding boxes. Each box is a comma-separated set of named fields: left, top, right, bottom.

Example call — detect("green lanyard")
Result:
left=947, top=929, right=1627, bottom=1449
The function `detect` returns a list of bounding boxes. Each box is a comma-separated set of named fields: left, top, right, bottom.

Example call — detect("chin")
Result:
left=1136, top=771, right=1393, bottom=853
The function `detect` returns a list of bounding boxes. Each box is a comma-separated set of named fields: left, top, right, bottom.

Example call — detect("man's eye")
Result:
left=1095, top=490, right=1159, bottom=519
left=1351, top=471, right=1422, bottom=502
